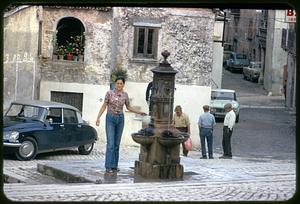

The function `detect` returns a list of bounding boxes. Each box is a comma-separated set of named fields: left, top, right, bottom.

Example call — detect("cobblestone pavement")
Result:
left=3, top=145, right=296, bottom=201
left=3, top=173, right=295, bottom=201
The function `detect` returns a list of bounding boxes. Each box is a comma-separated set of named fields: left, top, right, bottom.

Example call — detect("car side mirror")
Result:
left=48, top=118, right=53, bottom=124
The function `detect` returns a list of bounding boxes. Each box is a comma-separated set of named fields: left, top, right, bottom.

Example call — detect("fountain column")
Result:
left=131, top=50, right=187, bottom=179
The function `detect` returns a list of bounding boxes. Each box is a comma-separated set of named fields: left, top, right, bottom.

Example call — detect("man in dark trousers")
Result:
left=219, top=103, right=236, bottom=159
left=198, top=105, right=216, bottom=159
left=145, top=81, right=153, bottom=113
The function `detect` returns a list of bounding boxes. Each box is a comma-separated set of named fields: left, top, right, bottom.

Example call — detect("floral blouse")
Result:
left=104, top=90, right=129, bottom=114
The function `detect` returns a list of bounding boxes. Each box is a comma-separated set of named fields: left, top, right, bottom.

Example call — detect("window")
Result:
left=47, top=108, right=62, bottom=123
left=51, top=91, right=83, bottom=112
left=54, top=17, right=85, bottom=61
left=63, top=109, right=78, bottom=124
left=211, top=91, right=236, bottom=101
left=236, top=54, right=247, bottom=59
left=134, top=27, right=159, bottom=59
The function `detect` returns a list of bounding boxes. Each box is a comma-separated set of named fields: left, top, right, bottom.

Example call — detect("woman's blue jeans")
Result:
left=105, top=113, right=124, bottom=169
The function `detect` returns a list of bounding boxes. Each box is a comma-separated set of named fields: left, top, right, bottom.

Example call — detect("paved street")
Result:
left=2, top=68, right=296, bottom=202
left=3, top=153, right=296, bottom=201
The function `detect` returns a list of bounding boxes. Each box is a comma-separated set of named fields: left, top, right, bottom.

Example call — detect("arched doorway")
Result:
left=54, top=17, right=85, bottom=61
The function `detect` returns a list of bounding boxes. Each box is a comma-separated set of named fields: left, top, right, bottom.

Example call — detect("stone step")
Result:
left=4, top=166, right=67, bottom=184
left=4, top=177, right=295, bottom=201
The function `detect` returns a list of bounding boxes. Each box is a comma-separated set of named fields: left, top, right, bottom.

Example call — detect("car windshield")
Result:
left=211, top=91, right=236, bottom=100
left=5, top=104, right=46, bottom=121
left=236, top=54, right=247, bottom=59
left=250, top=63, right=261, bottom=68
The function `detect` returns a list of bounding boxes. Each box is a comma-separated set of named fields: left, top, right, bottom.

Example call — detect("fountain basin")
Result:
left=158, top=136, right=184, bottom=148
left=131, top=133, right=155, bottom=146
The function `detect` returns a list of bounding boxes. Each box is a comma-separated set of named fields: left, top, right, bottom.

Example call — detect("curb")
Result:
left=240, top=105, right=286, bottom=109
left=37, top=163, right=93, bottom=183
left=3, top=174, right=23, bottom=184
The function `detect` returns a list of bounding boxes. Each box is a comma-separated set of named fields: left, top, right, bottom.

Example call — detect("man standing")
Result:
left=219, top=103, right=236, bottom=159
left=198, top=105, right=216, bottom=159
left=173, top=105, right=190, bottom=156
left=145, top=81, right=153, bottom=113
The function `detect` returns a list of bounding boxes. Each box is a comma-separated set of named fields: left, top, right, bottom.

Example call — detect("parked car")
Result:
left=226, top=52, right=250, bottom=73
left=223, top=51, right=234, bottom=69
left=3, top=100, right=98, bottom=160
left=210, top=89, right=240, bottom=122
left=243, top=61, right=262, bottom=82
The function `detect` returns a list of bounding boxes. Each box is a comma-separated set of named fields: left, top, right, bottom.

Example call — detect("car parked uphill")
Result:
left=243, top=61, right=262, bottom=82
left=210, top=89, right=240, bottom=123
left=226, top=52, right=250, bottom=73
left=3, top=100, right=98, bottom=161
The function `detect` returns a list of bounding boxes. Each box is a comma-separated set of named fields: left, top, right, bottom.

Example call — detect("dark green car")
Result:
left=3, top=100, right=98, bottom=161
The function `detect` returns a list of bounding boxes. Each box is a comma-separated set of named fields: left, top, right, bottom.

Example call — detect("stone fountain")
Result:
left=131, top=50, right=188, bottom=179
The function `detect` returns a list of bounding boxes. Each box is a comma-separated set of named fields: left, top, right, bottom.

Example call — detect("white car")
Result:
left=243, top=61, right=262, bottom=82
left=210, top=89, right=240, bottom=123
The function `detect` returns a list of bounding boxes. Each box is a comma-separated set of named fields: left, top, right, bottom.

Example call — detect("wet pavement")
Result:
left=3, top=151, right=296, bottom=201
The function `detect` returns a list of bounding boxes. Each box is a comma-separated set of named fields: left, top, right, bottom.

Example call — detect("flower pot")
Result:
left=66, top=53, right=73, bottom=60
left=52, top=54, right=58, bottom=60
left=78, top=54, right=84, bottom=62
left=58, top=55, right=64, bottom=60
left=73, top=55, right=78, bottom=61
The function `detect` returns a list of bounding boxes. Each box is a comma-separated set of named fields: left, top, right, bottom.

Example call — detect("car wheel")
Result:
left=235, top=114, right=239, bottom=123
left=243, top=73, right=247, bottom=80
left=78, top=142, right=94, bottom=155
left=15, top=137, right=38, bottom=161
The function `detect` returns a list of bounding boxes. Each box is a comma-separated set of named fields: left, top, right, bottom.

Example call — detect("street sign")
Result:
left=285, top=9, right=296, bottom=23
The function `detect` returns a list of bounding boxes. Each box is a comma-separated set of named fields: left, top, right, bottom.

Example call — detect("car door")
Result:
left=62, top=108, right=82, bottom=147
left=46, top=108, right=66, bottom=149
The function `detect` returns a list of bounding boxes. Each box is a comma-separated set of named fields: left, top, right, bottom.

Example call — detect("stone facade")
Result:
left=113, top=7, right=215, bottom=86
left=224, top=9, right=261, bottom=60
left=4, top=6, right=216, bottom=147
left=224, top=9, right=289, bottom=96
left=3, top=6, right=40, bottom=110
left=40, top=6, right=113, bottom=85
left=264, top=10, right=288, bottom=95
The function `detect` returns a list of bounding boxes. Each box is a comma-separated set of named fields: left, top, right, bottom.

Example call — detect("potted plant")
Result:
left=78, top=47, right=84, bottom=62
left=65, top=41, right=74, bottom=60
left=56, top=45, right=65, bottom=60
left=74, top=33, right=85, bottom=62
left=72, top=47, right=79, bottom=61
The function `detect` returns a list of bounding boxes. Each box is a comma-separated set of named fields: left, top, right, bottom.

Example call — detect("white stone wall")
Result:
left=264, top=10, right=288, bottom=95
left=3, top=6, right=40, bottom=111
left=212, top=20, right=224, bottom=88
left=40, top=81, right=210, bottom=148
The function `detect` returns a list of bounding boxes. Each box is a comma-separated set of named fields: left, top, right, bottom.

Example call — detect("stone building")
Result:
left=224, top=9, right=262, bottom=60
left=4, top=6, right=219, bottom=147
left=224, top=9, right=289, bottom=96
left=281, top=15, right=296, bottom=111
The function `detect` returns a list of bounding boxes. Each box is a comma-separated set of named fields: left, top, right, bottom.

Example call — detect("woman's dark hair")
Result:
left=115, top=76, right=125, bottom=84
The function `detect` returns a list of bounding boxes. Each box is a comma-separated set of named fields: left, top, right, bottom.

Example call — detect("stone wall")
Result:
left=113, top=7, right=215, bottom=86
left=40, top=7, right=113, bottom=85
left=264, top=10, right=288, bottom=95
left=3, top=6, right=40, bottom=110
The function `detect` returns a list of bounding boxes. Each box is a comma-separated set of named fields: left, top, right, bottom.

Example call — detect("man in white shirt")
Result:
left=219, top=103, right=236, bottom=159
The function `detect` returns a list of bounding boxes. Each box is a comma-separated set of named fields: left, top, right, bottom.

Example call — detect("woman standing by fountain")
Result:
left=95, top=76, right=146, bottom=173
